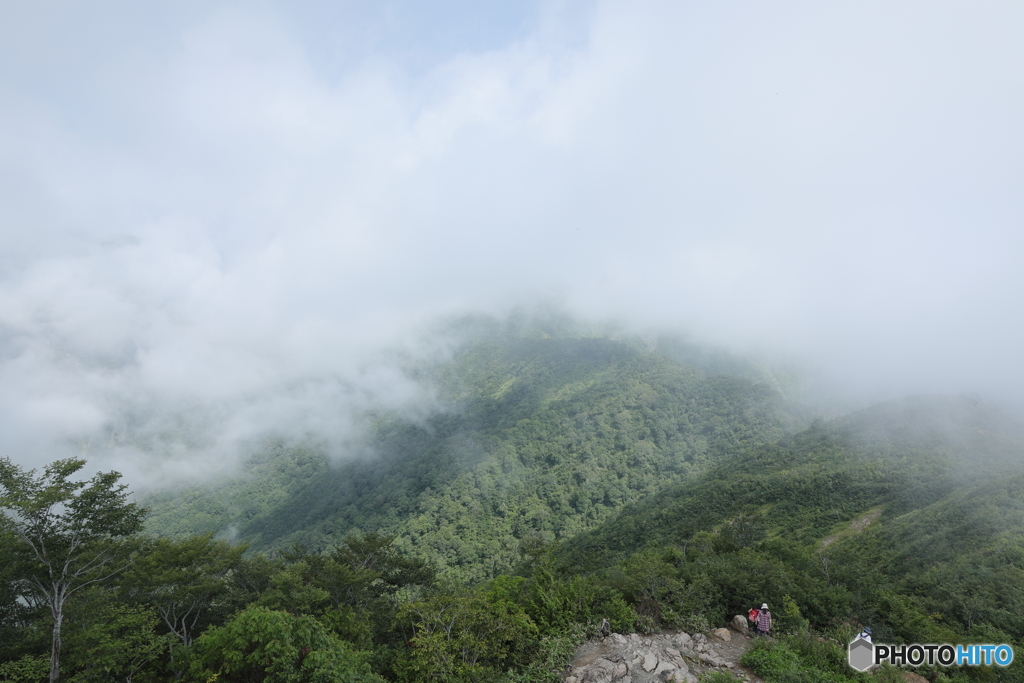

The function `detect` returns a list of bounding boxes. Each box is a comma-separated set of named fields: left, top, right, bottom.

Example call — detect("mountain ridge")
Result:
left=144, top=332, right=810, bottom=581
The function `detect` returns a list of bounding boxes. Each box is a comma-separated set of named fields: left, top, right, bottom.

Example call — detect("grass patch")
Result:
left=740, top=635, right=869, bottom=683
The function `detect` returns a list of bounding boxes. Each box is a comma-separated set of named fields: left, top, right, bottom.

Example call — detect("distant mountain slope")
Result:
left=559, top=395, right=1024, bottom=565
left=144, top=333, right=809, bottom=581
left=554, top=395, right=1024, bottom=643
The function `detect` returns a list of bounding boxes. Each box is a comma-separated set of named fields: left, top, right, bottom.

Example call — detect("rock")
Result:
left=654, top=660, right=675, bottom=675
left=566, top=626, right=750, bottom=683
left=576, top=657, right=620, bottom=683
left=699, top=652, right=733, bottom=668
left=902, top=674, right=929, bottom=683
left=711, top=627, right=732, bottom=642
left=662, top=647, right=685, bottom=668
left=730, top=614, right=749, bottom=634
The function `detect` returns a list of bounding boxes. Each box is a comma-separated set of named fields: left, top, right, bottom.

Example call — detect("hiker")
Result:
left=757, top=603, right=772, bottom=636
left=856, top=626, right=872, bottom=643
left=748, top=606, right=760, bottom=635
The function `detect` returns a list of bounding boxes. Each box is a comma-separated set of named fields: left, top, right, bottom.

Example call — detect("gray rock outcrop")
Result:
left=565, top=628, right=750, bottom=683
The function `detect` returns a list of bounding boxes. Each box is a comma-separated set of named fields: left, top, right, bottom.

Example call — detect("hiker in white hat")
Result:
left=757, top=603, right=772, bottom=636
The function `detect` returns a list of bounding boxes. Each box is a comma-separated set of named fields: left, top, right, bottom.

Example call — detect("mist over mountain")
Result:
left=6, top=4, right=1024, bottom=681
left=2, top=1, right=1024, bottom=487
left=142, top=325, right=812, bottom=577
left=6, top=316, right=1024, bottom=680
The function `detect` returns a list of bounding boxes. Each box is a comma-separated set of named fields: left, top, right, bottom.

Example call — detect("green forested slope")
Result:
left=11, top=347, right=1024, bottom=681
left=145, top=334, right=808, bottom=581
left=552, top=395, right=1024, bottom=655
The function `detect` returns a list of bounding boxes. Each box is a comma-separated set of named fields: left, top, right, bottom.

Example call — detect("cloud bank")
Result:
left=2, top=0, right=1023, bottom=481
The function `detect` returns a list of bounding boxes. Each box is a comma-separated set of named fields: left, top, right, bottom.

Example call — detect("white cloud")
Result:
left=1, top=0, right=1023, bottom=481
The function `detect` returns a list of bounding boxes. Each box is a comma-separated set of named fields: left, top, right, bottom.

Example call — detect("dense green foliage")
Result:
left=145, top=334, right=807, bottom=581
left=5, top=330, right=1024, bottom=681
left=557, top=396, right=1024, bottom=624
left=548, top=396, right=1024, bottom=680
left=190, top=606, right=382, bottom=683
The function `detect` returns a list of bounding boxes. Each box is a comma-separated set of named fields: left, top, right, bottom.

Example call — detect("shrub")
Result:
left=190, top=606, right=381, bottom=683
left=740, top=636, right=869, bottom=683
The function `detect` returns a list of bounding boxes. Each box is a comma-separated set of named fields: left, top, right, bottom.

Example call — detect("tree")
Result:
left=271, top=534, right=435, bottom=650
left=396, top=589, right=537, bottom=682
left=61, top=588, right=170, bottom=683
left=282, top=533, right=435, bottom=613
left=190, top=606, right=383, bottom=683
left=0, top=457, right=146, bottom=683
left=123, top=533, right=246, bottom=648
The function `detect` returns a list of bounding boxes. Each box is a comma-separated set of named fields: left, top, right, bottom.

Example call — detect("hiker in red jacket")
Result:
left=748, top=606, right=760, bottom=633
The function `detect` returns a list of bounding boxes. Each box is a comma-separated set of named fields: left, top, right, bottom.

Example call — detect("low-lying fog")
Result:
left=2, top=1, right=1023, bottom=487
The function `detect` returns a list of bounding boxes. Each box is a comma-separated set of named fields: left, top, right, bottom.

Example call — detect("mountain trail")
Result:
left=565, top=625, right=765, bottom=683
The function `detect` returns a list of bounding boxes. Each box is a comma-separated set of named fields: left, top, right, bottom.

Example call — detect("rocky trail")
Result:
left=565, top=619, right=765, bottom=683
left=564, top=623, right=932, bottom=683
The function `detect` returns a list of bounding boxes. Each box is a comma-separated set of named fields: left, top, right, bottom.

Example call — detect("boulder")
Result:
left=654, top=660, right=675, bottom=675
left=699, top=652, right=733, bottom=668
left=576, top=657, right=620, bottom=683
left=711, top=627, right=732, bottom=642
left=730, top=614, right=748, bottom=634
left=642, top=653, right=658, bottom=672
left=663, top=647, right=685, bottom=668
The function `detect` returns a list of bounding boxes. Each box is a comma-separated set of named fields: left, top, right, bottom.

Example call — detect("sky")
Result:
left=2, top=0, right=1023, bottom=483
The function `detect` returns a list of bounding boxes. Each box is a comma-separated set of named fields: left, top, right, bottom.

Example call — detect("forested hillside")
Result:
left=548, top=395, right=1024, bottom=678
left=6, top=334, right=1024, bottom=682
left=145, top=332, right=809, bottom=581
left=559, top=394, right=1024, bottom=567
